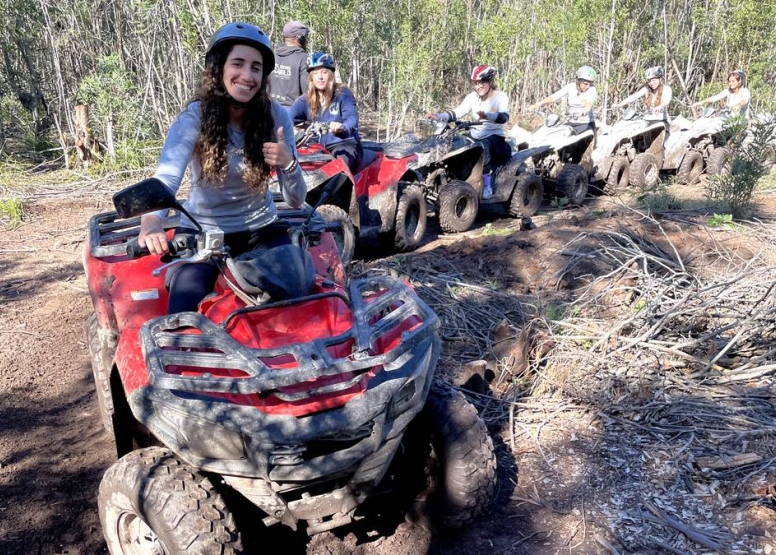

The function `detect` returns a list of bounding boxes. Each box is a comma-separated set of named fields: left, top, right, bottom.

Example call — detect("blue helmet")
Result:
left=206, top=22, right=274, bottom=75
left=308, top=52, right=336, bottom=71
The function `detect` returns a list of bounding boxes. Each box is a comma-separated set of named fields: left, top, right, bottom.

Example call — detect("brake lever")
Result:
left=152, top=250, right=214, bottom=277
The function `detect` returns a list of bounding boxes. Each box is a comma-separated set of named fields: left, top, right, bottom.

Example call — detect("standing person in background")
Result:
left=529, top=66, right=598, bottom=134
left=615, top=66, right=673, bottom=122
left=269, top=20, right=310, bottom=107
left=287, top=52, right=363, bottom=173
left=693, top=70, right=751, bottom=118
left=427, top=65, right=511, bottom=198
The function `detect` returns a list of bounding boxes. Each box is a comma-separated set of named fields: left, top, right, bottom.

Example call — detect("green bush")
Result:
left=704, top=116, right=776, bottom=219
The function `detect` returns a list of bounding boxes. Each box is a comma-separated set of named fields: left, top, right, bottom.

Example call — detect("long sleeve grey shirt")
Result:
left=153, top=100, right=306, bottom=233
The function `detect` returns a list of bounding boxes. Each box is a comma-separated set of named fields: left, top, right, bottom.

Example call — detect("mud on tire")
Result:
left=394, top=183, right=427, bottom=251
left=556, top=164, right=589, bottom=206
left=423, top=385, right=497, bottom=529
left=317, top=204, right=356, bottom=266
left=603, top=156, right=630, bottom=195
left=676, top=150, right=704, bottom=185
left=629, top=152, right=660, bottom=188
left=508, top=173, right=543, bottom=217
left=438, top=180, right=479, bottom=233
left=99, top=446, right=241, bottom=555
left=87, top=312, right=116, bottom=437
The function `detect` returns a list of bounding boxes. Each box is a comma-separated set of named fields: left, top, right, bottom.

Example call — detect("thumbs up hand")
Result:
left=263, top=126, right=294, bottom=168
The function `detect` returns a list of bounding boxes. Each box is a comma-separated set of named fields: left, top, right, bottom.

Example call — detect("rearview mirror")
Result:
left=545, top=114, right=560, bottom=127
left=621, top=107, right=636, bottom=120
left=702, top=106, right=715, bottom=118
left=113, top=178, right=180, bottom=219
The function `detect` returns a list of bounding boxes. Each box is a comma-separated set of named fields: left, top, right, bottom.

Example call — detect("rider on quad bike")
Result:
left=285, top=52, right=428, bottom=254
left=513, top=65, right=598, bottom=206
left=85, top=174, right=497, bottom=553
left=593, top=65, right=672, bottom=192
left=416, top=65, right=545, bottom=232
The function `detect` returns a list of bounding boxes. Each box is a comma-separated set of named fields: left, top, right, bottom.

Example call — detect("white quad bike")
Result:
left=662, top=107, right=731, bottom=184
left=510, top=113, right=594, bottom=207
left=592, top=107, right=668, bottom=193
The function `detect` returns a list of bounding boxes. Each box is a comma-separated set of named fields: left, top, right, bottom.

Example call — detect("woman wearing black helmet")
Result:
left=287, top=51, right=363, bottom=173
left=137, top=22, right=307, bottom=313
left=693, top=70, right=751, bottom=118
left=615, top=66, right=673, bottom=122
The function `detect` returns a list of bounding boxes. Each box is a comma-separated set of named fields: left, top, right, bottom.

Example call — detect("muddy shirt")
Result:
left=549, top=82, right=597, bottom=124
left=708, top=87, right=751, bottom=118
left=269, top=45, right=309, bottom=107
left=152, top=101, right=306, bottom=233
left=440, top=90, right=510, bottom=139
left=620, top=85, right=673, bottom=121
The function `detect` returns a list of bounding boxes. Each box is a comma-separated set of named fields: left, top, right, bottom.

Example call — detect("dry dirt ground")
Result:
left=2, top=180, right=776, bottom=555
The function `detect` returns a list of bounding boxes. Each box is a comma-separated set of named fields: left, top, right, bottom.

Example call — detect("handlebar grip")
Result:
left=126, top=241, right=150, bottom=259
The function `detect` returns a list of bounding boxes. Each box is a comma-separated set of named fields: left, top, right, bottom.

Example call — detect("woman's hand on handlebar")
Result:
left=138, top=214, right=169, bottom=255
left=425, top=113, right=441, bottom=121
left=328, top=121, right=344, bottom=135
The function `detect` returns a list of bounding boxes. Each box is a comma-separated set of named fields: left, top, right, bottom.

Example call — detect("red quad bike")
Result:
left=273, top=121, right=428, bottom=262
left=84, top=175, right=497, bottom=554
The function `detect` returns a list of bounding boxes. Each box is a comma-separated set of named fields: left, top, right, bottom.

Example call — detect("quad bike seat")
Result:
left=228, top=245, right=316, bottom=300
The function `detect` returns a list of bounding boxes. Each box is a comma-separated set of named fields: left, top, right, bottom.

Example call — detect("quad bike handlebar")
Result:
left=295, top=121, right=332, bottom=147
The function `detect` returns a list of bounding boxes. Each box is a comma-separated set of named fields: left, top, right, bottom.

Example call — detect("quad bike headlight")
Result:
left=388, top=379, right=418, bottom=420
left=155, top=405, right=246, bottom=461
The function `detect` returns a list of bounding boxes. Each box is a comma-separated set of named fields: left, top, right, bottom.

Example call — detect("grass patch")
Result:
left=480, top=223, right=512, bottom=237
left=0, top=197, right=26, bottom=226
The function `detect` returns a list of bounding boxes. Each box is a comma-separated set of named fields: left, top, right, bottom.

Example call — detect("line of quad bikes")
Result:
left=287, top=106, right=776, bottom=265
left=81, top=106, right=767, bottom=554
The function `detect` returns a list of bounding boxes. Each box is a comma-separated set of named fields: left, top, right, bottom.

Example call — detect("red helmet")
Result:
left=471, top=65, right=497, bottom=82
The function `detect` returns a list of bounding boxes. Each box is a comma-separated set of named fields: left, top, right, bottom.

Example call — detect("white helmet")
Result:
left=576, top=66, right=596, bottom=82
left=645, top=66, right=664, bottom=80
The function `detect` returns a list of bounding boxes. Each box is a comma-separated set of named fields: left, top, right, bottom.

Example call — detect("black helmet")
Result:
left=206, top=22, right=274, bottom=76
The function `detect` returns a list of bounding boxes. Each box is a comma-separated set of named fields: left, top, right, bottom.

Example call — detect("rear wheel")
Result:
left=556, top=164, right=589, bottom=206
left=394, top=184, right=427, bottom=251
left=438, top=180, right=479, bottom=233
left=99, top=447, right=241, bottom=555
left=508, top=173, right=543, bottom=217
left=629, top=152, right=660, bottom=188
left=603, top=156, right=630, bottom=195
left=317, top=204, right=356, bottom=266
left=676, top=151, right=704, bottom=185
left=423, top=386, right=497, bottom=529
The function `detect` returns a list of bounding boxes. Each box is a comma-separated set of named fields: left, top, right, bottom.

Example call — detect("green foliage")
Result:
left=706, top=213, right=735, bottom=229
left=704, top=116, right=776, bottom=219
left=78, top=55, right=152, bottom=149
left=550, top=196, right=570, bottom=208
left=480, top=222, right=511, bottom=236
left=0, top=197, right=25, bottom=226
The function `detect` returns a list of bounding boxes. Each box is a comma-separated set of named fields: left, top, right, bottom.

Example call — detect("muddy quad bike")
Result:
left=279, top=121, right=428, bottom=256
left=411, top=119, right=544, bottom=233
left=592, top=107, right=668, bottom=193
left=662, top=108, right=732, bottom=184
left=513, top=112, right=593, bottom=207
left=84, top=176, right=496, bottom=553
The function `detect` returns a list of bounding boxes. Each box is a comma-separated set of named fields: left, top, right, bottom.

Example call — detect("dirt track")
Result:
left=3, top=187, right=776, bottom=554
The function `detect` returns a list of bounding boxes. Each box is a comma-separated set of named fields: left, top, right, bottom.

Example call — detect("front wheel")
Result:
left=629, top=152, right=660, bottom=188
left=317, top=204, right=356, bottom=266
left=394, top=184, right=427, bottom=251
left=508, top=173, right=543, bottom=217
left=676, top=151, right=704, bottom=185
left=603, top=156, right=630, bottom=195
left=438, top=180, right=479, bottom=233
left=99, top=446, right=241, bottom=555
left=556, top=164, right=589, bottom=206
left=706, top=147, right=729, bottom=176
left=423, top=386, right=497, bottom=529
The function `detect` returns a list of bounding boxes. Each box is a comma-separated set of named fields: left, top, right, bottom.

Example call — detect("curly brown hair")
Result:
left=645, top=82, right=664, bottom=108
left=195, top=42, right=274, bottom=193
